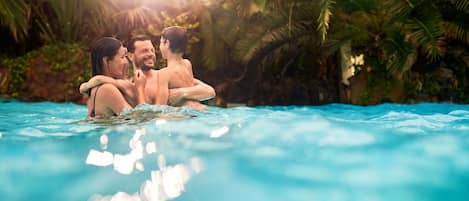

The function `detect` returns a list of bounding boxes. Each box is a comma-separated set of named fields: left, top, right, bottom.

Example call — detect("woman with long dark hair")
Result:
left=84, top=37, right=146, bottom=118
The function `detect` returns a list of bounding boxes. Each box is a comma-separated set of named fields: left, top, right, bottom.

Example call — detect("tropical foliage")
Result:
left=0, top=0, right=468, bottom=104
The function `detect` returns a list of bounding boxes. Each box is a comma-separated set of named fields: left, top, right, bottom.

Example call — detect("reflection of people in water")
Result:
left=82, top=37, right=214, bottom=118
left=81, top=35, right=215, bottom=113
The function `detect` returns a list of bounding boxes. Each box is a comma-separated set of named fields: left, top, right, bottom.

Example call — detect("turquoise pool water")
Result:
left=1, top=99, right=468, bottom=201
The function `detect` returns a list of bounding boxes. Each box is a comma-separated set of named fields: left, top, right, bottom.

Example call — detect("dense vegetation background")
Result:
left=0, top=0, right=468, bottom=106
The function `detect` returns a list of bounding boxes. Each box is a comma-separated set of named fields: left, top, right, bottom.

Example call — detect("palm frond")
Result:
left=384, top=0, right=414, bottom=22
left=449, top=0, right=469, bottom=12
left=317, top=0, right=335, bottom=42
left=384, top=30, right=417, bottom=77
left=443, top=21, right=469, bottom=44
left=33, top=0, right=113, bottom=43
left=405, top=13, right=445, bottom=60
left=113, top=6, right=156, bottom=35
left=234, top=2, right=318, bottom=64
left=0, top=0, right=30, bottom=42
left=235, top=20, right=317, bottom=66
left=198, top=9, right=240, bottom=70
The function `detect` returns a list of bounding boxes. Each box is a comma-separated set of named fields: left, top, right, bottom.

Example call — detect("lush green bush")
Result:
left=0, top=43, right=89, bottom=96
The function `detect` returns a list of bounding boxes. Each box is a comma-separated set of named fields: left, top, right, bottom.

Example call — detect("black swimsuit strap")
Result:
left=90, top=86, right=101, bottom=117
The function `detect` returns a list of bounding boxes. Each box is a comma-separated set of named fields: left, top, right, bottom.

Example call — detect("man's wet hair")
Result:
left=161, top=26, right=187, bottom=54
left=91, top=37, right=121, bottom=76
left=127, top=35, right=152, bottom=53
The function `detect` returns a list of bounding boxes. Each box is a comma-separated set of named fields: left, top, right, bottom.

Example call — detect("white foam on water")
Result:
left=85, top=149, right=114, bottom=167
left=396, top=118, right=443, bottom=129
left=210, top=126, right=229, bottom=138
left=448, top=110, right=469, bottom=116
left=0, top=132, right=2, bottom=139
left=17, top=127, right=45, bottom=137
left=319, top=129, right=374, bottom=146
left=373, top=111, right=418, bottom=121
left=425, top=113, right=462, bottom=122
left=398, top=127, right=425, bottom=134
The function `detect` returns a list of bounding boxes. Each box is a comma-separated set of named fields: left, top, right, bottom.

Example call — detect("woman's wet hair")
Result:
left=161, top=26, right=187, bottom=54
left=91, top=37, right=122, bottom=76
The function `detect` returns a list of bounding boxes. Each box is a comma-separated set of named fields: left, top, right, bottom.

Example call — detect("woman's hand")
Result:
left=79, top=82, right=89, bottom=95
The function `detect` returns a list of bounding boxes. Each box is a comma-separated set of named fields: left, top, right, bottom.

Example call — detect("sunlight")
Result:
left=146, top=141, right=157, bottom=154
left=210, top=126, right=229, bottom=138
left=100, top=134, right=108, bottom=150
left=86, top=149, right=114, bottom=167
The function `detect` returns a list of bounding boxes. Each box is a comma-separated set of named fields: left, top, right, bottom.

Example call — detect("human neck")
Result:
left=166, top=53, right=183, bottom=67
left=139, top=67, right=154, bottom=77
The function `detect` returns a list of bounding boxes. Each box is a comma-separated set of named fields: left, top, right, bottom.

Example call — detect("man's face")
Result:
left=130, top=40, right=156, bottom=71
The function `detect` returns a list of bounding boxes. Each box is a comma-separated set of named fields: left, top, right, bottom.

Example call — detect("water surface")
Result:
left=1, top=99, right=468, bottom=201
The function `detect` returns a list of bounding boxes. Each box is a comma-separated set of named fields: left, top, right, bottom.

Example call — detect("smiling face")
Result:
left=103, top=46, right=128, bottom=79
left=131, top=40, right=156, bottom=71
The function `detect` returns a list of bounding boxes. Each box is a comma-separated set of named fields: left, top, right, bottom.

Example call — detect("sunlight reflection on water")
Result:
left=2, top=100, right=469, bottom=201
left=86, top=127, right=204, bottom=201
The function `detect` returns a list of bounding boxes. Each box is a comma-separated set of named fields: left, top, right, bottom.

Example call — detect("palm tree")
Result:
left=322, top=0, right=469, bottom=78
left=202, top=0, right=332, bottom=104
left=32, top=0, right=114, bottom=43
left=0, top=0, right=30, bottom=42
